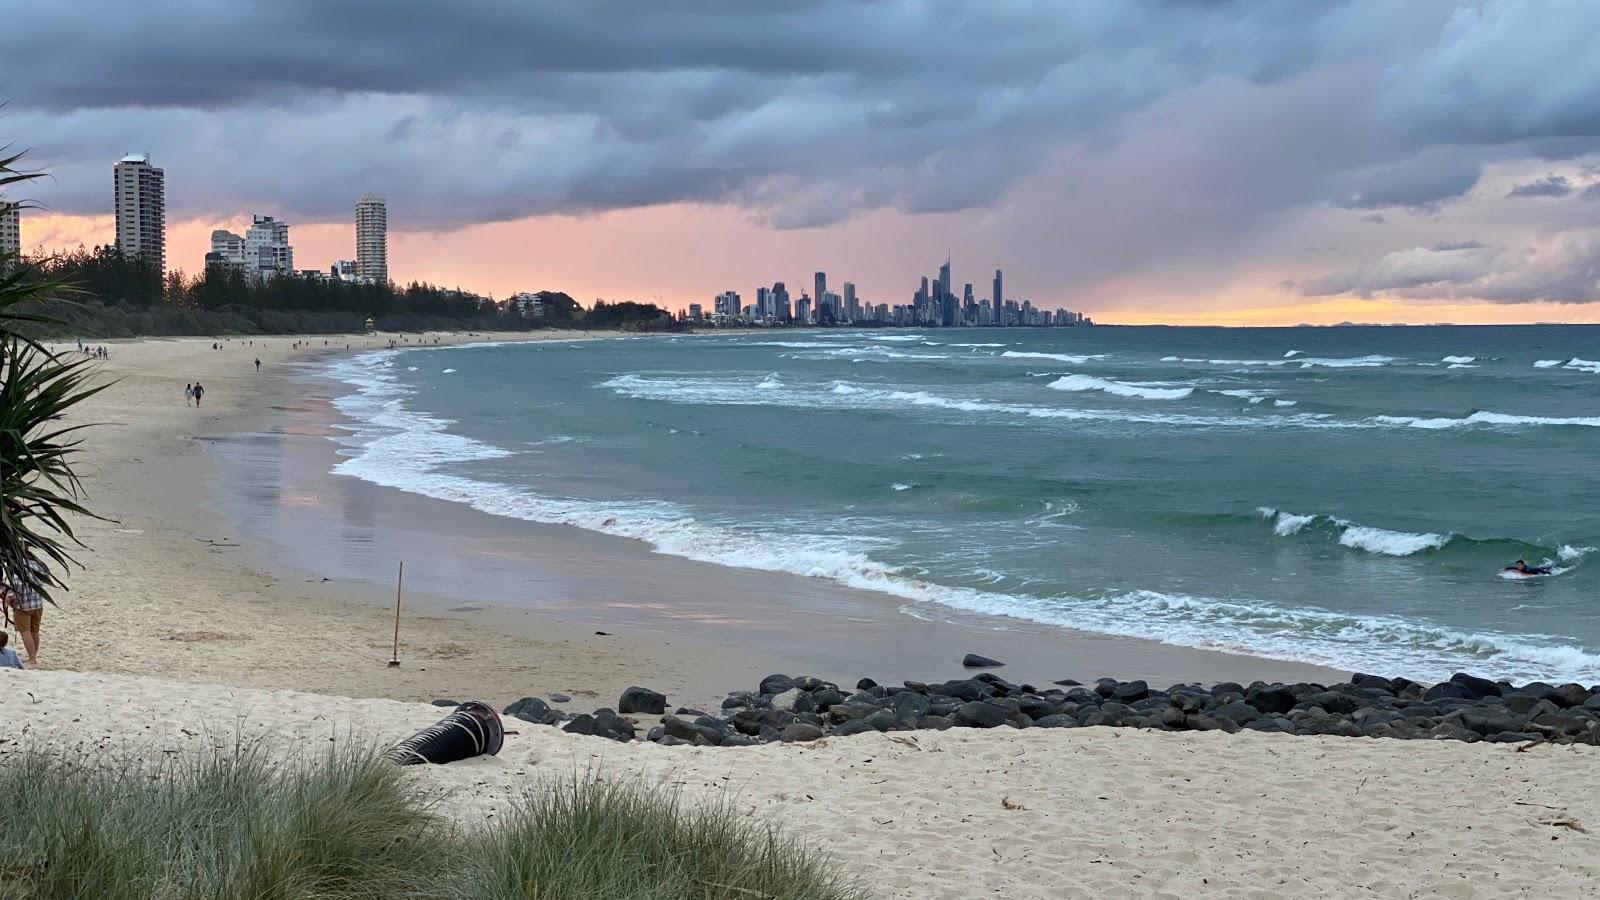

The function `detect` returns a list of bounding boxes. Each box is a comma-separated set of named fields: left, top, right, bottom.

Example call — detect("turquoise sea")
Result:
left=325, top=325, right=1600, bottom=683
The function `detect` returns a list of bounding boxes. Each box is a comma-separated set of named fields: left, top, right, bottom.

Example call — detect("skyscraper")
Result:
left=0, top=197, right=18, bottom=257
left=843, top=281, right=858, bottom=322
left=245, top=214, right=293, bottom=279
left=356, top=193, right=388, bottom=284
left=938, top=258, right=952, bottom=301
left=992, top=269, right=1003, bottom=323
left=114, top=154, right=165, bottom=272
left=208, top=229, right=247, bottom=271
left=813, top=272, right=826, bottom=317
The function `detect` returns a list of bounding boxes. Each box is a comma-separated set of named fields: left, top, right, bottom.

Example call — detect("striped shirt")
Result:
left=5, top=564, right=44, bottom=611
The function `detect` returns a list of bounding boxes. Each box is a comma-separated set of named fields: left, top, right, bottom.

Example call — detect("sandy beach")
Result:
left=7, top=330, right=1599, bottom=897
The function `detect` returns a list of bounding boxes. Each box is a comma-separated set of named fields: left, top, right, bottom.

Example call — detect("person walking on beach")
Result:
left=0, top=632, right=22, bottom=669
left=192, top=382, right=206, bottom=408
left=185, top=383, right=194, bottom=406
left=2, top=562, right=46, bottom=668
left=254, top=358, right=261, bottom=372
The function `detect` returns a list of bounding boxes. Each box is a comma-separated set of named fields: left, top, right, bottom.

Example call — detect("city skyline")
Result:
left=7, top=3, right=1600, bottom=324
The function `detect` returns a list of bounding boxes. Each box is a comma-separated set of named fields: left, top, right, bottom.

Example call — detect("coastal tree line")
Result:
left=11, top=245, right=678, bottom=337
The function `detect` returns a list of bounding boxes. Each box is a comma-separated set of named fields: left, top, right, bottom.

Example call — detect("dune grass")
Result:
left=0, top=744, right=864, bottom=900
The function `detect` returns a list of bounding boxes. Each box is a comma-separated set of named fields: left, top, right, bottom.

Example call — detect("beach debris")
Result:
left=962, top=653, right=1005, bottom=669
left=502, top=697, right=561, bottom=725
left=1001, top=796, right=1026, bottom=811
left=618, top=685, right=667, bottom=715
left=550, top=693, right=572, bottom=703
left=384, top=701, right=504, bottom=766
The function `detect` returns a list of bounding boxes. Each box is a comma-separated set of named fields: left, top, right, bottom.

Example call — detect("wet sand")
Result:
left=202, top=347, right=1346, bottom=703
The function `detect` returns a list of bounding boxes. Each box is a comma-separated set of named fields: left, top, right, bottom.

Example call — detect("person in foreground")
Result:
left=0, top=566, right=44, bottom=668
left=1506, top=559, right=1552, bottom=576
left=0, top=633, right=22, bottom=669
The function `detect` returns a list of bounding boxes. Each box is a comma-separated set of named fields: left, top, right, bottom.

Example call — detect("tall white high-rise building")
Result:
left=114, top=154, right=165, bottom=272
left=208, top=229, right=246, bottom=269
left=356, top=193, right=388, bottom=284
left=245, top=214, right=293, bottom=279
left=0, top=196, right=19, bottom=257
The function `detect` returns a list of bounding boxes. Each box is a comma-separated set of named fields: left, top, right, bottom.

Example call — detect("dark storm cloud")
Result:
left=1302, top=233, right=1600, bottom=303
left=5, top=0, right=1600, bottom=292
left=1507, top=174, right=1573, bottom=198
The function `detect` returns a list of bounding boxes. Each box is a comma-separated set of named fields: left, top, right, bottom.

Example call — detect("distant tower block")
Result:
left=114, top=154, right=166, bottom=273
left=356, top=193, right=388, bottom=284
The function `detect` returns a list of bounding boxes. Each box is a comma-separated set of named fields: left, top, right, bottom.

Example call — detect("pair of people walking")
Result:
left=185, top=382, right=206, bottom=407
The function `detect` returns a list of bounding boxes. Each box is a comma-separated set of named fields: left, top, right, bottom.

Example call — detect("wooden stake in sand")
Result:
left=388, top=561, right=404, bottom=668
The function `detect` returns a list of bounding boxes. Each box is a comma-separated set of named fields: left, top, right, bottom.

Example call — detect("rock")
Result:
left=1423, top=681, right=1473, bottom=702
left=902, top=680, right=930, bottom=694
left=831, top=720, right=877, bottom=737
left=1557, top=684, right=1590, bottom=708
left=1032, top=714, right=1074, bottom=728
left=718, top=734, right=760, bottom=747
left=503, top=697, right=559, bottom=725
left=618, top=686, right=666, bottom=715
left=656, top=735, right=690, bottom=747
left=1210, top=681, right=1245, bottom=698
left=1352, top=673, right=1396, bottom=694
left=771, top=688, right=817, bottom=714
left=675, top=707, right=709, bottom=718
left=760, top=674, right=797, bottom=695
left=1112, top=680, right=1150, bottom=704
left=962, top=653, right=1005, bottom=668
left=794, top=676, right=826, bottom=691
left=916, top=715, right=954, bottom=730
left=1454, top=709, right=1525, bottom=736
left=1185, top=713, right=1240, bottom=733
left=780, top=723, right=825, bottom=743
left=1501, top=695, right=1557, bottom=717
left=1584, top=694, right=1600, bottom=712
left=1516, top=682, right=1562, bottom=703
left=562, top=714, right=599, bottom=737
left=1052, top=678, right=1082, bottom=687
left=1211, top=701, right=1262, bottom=726
left=855, top=677, right=878, bottom=690
left=549, top=693, right=572, bottom=704
left=1489, top=731, right=1541, bottom=744
left=1159, top=707, right=1187, bottom=729
left=1246, top=684, right=1297, bottom=715
left=973, top=672, right=1020, bottom=693
left=863, top=709, right=902, bottom=732
left=828, top=702, right=879, bottom=724
left=430, top=699, right=460, bottom=708
left=1016, top=696, right=1058, bottom=720
left=890, top=691, right=933, bottom=721
left=932, top=679, right=990, bottom=702
left=1302, top=692, right=1361, bottom=715
left=1448, top=672, right=1502, bottom=699
left=952, top=701, right=1008, bottom=728
left=721, top=692, right=755, bottom=710
left=660, top=716, right=701, bottom=742
left=593, top=710, right=636, bottom=741
left=812, top=689, right=846, bottom=710
left=1428, top=723, right=1482, bottom=743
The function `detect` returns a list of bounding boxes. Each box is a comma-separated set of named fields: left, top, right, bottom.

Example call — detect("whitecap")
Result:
left=1441, top=355, right=1476, bottom=364
left=1338, top=525, right=1449, bottom=556
left=1534, top=359, right=1563, bottom=368
left=1283, top=350, right=1303, bottom=358
left=1049, top=374, right=1194, bottom=400
left=1002, top=351, right=1107, bottom=364
left=1376, top=411, right=1600, bottom=429
left=441, top=368, right=457, bottom=373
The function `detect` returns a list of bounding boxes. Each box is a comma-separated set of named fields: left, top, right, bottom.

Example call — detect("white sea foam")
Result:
left=441, top=368, right=457, bottom=373
left=1446, top=363, right=1476, bottom=369
left=869, top=334, right=924, bottom=342
left=1001, top=351, right=1106, bottom=364
left=1283, top=350, right=1303, bottom=358
left=1215, top=389, right=1268, bottom=404
left=1376, top=411, right=1600, bottom=429
left=1534, top=359, right=1562, bottom=368
left=1166, top=356, right=1288, bottom=366
left=1441, top=355, right=1476, bottom=364
left=1338, top=526, right=1449, bottom=556
left=1565, top=357, right=1600, bottom=373
left=1256, top=507, right=1317, bottom=536
left=1296, top=355, right=1395, bottom=368
left=756, top=373, right=783, bottom=389
left=1273, top=399, right=1298, bottom=407
left=322, top=349, right=1600, bottom=685
left=891, top=483, right=912, bottom=492
left=1559, top=544, right=1596, bottom=561
left=949, top=342, right=1005, bottom=348
left=1048, top=374, right=1194, bottom=400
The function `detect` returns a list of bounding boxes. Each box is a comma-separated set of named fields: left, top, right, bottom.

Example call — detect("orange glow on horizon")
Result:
left=21, top=211, right=1600, bottom=327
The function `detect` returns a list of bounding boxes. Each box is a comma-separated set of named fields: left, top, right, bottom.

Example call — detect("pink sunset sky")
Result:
left=9, top=1, right=1600, bottom=326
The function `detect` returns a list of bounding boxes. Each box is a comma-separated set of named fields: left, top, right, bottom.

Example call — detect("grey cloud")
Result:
left=1302, top=231, right=1600, bottom=303
left=1359, top=213, right=1386, bottom=223
left=1333, top=149, right=1483, bottom=212
left=1582, top=182, right=1600, bottom=200
left=1507, top=174, right=1572, bottom=197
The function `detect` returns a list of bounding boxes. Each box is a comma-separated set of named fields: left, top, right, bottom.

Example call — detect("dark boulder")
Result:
left=1017, top=696, right=1059, bottom=720
left=855, top=677, right=878, bottom=690
left=780, top=723, right=825, bottom=743
left=549, top=693, right=572, bottom=704
left=1211, top=701, right=1262, bottom=727
left=863, top=709, right=902, bottom=732
left=812, top=689, right=846, bottom=710
left=618, top=686, right=666, bottom=715
left=1557, top=683, right=1590, bottom=708
left=890, top=691, right=933, bottom=721
left=1210, top=681, right=1245, bottom=698
left=1302, top=692, right=1362, bottom=715
left=1448, top=672, right=1502, bottom=699
left=1032, top=714, right=1074, bottom=728
left=1516, top=682, right=1562, bottom=703
left=831, top=720, right=877, bottom=737
left=562, top=714, right=600, bottom=737
left=952, top=701, right=1008, bottom=728
left=430, top=699, right=460, bottom=708
left=1052, top=678, right=1082, bottom=687
left=933, top=679, right=990, bottom=702
left=760, top=674, right=797, bottom=695
left=1423, top=681, right=1473, bottom=702
left=1110, top=680, right=1150, bottom=704
left=1246, top=684, right=1297, bottom=715
left=720, top=691, right=756, bottom=710
left=503, top=697, right=560, bottom=725
left=973, top=672, right=1021, bottom=693
left=917, top=715, right=954, bottom=730
left=962, top=653, right=1006, bottom=668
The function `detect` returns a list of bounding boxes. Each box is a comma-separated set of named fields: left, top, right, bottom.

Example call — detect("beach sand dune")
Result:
left=4, top=669, right=1598, bottom=899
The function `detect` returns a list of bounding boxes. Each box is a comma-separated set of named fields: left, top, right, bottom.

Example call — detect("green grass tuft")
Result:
left=0, top=745, right=863, bottom=900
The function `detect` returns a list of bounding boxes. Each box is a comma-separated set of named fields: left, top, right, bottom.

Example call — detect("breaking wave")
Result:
left=1048, top=374, right=1194, bottom=400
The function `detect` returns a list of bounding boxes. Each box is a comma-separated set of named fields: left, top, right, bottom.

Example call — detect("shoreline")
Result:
left=45, top=330, right=1345, bottom=714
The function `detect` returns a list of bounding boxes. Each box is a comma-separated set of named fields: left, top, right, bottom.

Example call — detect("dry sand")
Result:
left=4, top=668, right=1597, bottom=899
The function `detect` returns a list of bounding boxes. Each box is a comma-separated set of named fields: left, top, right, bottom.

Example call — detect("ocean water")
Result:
left=324, top=326, right=1600, bottom=684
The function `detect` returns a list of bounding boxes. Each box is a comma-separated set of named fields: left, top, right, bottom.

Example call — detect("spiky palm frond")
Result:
left=0, top=336, right=105, bottom=605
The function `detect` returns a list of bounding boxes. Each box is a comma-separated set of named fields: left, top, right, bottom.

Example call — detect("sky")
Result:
left=7, top=0, right=1600, bottom=325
